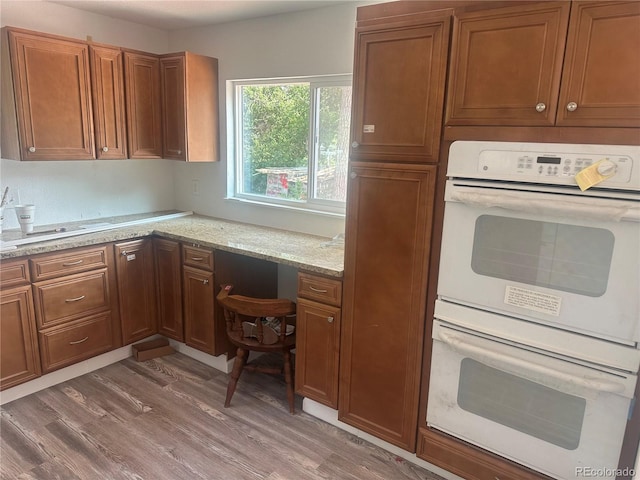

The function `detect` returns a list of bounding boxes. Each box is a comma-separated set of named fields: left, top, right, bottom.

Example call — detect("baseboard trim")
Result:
left=302, top=397, right=463, bottom=480
left=0, top=336, right=232, bottom=405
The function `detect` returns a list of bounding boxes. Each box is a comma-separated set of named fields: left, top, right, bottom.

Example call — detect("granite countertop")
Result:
left=0, top=213, right=345, bottom=277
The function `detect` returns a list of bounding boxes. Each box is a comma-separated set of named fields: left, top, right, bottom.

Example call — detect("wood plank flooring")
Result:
left=1, top=352, right=446, bottom=480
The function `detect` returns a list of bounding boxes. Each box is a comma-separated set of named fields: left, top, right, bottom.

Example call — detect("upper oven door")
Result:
left=437, top=181, right=640, bottom=344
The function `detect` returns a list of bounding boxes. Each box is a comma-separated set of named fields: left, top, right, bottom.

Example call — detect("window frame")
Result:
left=229, top=74, right=352, bottom=215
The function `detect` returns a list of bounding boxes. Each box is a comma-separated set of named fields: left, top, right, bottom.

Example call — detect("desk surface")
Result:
left=0, top=214, right=345, bottom=278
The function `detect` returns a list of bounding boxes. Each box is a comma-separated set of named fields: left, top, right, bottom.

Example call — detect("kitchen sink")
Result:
left=0, top=210, right=192, bottom=251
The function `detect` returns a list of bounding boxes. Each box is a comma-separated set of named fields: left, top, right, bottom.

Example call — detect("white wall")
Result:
left=0, top=0, right=173, bottom=230
left=168, top=2, right=369, bottom=237
left=0, top=0, right=370, bottom=237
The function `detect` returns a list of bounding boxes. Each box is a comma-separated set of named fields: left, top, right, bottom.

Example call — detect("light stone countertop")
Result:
left=0, top=213, right=345, bottom=277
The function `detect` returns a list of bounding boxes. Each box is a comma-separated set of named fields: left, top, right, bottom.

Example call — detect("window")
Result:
left=231, top=75, right=352, bottom=213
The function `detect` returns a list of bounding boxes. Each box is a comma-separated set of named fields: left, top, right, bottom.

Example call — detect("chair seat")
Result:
left=227, top=330, right=296, bottom=352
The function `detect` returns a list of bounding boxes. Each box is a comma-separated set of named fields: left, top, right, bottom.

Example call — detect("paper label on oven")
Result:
left=504, top=286, right=562, bottom=316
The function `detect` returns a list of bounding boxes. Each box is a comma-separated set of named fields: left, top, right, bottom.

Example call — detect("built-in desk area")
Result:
left=1, top=212, right=345, bottom=277
left=0, top=212, right=345, bottom=405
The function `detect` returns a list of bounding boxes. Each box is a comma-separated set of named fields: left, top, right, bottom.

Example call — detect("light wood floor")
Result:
left=1, top=352, right=445, bottom=480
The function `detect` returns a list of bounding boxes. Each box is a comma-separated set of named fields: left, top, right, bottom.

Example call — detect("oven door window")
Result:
left=471, top=215, right=614, bottom=297
left=458, top=358, right=586, bottom=450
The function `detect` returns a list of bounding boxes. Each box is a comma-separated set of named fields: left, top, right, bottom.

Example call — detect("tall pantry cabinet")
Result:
left=339, top=10, right=450, bottom=451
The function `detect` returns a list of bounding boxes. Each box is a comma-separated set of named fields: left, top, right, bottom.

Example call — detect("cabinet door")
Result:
left=4, top=28, right=95, bottom=160
left=1, top=284, right=41, bottom=390
left=115, top=239, right=158, bottom=344
left=90, top=45, right=127, bottom=159
left=154, top=238, right=183, bottom=341
left=556, top=1, right=640, bottom=127
left=124, top=52, right=162, bottom=158
left=295, top=298, right=341, bottom=408
left=160, top=55, right=186, bottom=160
left=350, top=12, right=451, bottom=163
left=339, top=162, right=436, bottom=452
left=160, top=52, right=219, bottom=162
left=183, top=265, right=215, bottom=354
left=445, top=2, right=570, bottom=126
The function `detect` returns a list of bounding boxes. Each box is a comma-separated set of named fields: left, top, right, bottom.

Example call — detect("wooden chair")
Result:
left=216, top=284, right=297, bottom=414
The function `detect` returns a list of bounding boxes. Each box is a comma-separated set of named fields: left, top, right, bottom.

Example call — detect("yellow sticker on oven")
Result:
left=575, top=159, right=617, bottom=191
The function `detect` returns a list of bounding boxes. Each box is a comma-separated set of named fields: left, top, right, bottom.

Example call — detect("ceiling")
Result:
left=46, top=0, right=350, bottom=31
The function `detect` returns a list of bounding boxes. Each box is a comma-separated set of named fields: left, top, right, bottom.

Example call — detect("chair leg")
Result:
left=225, top=348, right=247, bottom=408
left=283, top=350, right=295, bottom=414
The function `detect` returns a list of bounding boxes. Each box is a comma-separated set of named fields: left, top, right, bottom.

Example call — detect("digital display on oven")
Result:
left=537, top=156, right=562, bottom=164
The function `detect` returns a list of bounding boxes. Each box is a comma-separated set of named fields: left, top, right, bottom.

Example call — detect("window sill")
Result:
left=225, top=196, right=345, bottom=218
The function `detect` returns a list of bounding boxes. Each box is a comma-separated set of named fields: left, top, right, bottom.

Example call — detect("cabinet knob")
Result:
left=177, top=150, right=182, bottom=155
left=351, top=141, right=359, bottom=149
left=102, top=146, right=109, bottom=152
left=28, top=146, right=36, bottom=153
left=566, top=102, right=578, bottom=112
left=121, top=250, right=128, bottom=256
left=202, top=279, right=209, bottom=285
left=327, top=316, right=334, bottom=323
left=350, top=172, right=357, bottom=179
left=535, top=103, right=546, bottom=113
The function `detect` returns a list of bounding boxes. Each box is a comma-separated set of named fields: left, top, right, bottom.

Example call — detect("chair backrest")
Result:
left=217, top=284, right=296, bottom=345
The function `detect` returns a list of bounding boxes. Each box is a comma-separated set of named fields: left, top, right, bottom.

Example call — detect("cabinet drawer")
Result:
left=1, top=258, right=30, bottom=289
left=39, top=312, right=114, bottom=373
left=183, top=245, right=214, bottom=271
left=33, top=269, right=111, bottom=329
left=298, top=272, right=342, bottom=307
left=31, top=245, right=109, bottom=281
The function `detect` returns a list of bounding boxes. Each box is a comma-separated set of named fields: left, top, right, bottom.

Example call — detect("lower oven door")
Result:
left=427, top=319, right=637, bottom=480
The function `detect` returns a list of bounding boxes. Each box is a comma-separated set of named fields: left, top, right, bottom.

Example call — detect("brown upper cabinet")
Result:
left=556, top=1, right=640, bottom=127
left=160, top=53, right=220, bottom=162
left=445, top=1, right=640, bottom=127
left=123, top=51, right=163, bottom=159
left=349, top=11, right=451, bottom=163
left=1, top=26, right=220, bottom=161
left=90, top=45, right=128, bottom=159
left=1, top=27, right=96, bottom=160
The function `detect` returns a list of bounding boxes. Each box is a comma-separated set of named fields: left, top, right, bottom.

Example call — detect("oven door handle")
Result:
left=438, top=330, right=627, bottom=394
left=449, top=186, right=640, bottom=222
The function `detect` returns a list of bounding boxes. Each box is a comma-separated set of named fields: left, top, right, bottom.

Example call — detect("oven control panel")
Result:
left=479, top=151, right=632, bottom=182
left=477, top=150, right=634, bottom=185
left=448, top=142, right=640, bottom=191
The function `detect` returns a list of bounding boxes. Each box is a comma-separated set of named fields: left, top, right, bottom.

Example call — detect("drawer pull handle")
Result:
left=191, top=256, right=204, bottom=261
left=309, top=286, right=328, bottom=293
left=65, top=295, right=86, bottom=303
left=69, top=336, right=89, bottom=345
left=62, top=260, right=84, bottom=266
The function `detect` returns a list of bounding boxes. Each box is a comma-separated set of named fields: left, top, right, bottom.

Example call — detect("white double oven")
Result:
left=427, top=141, right=640, bottom=480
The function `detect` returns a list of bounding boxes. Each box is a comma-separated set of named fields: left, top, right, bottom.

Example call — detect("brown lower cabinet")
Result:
left=154, top=238, right=183, bottom=341
left=115, top=239, right=158, bottom=344
left=30, top=244, right=121, bottom=373
left=295, top=272, right=343, bottom=408
left=0, top=283, right=41, bottom=390
left=183, top=264, right=216, bottom=353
